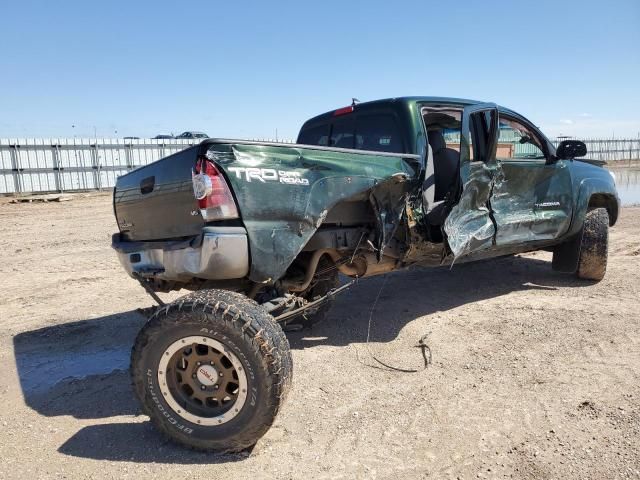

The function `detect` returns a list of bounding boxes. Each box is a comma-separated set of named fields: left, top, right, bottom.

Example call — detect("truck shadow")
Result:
left=287, top=253, right=591, bottom=349
left=12, top=254, right=590, bottom=463
left=12, top=312, right=145, bottom=420
left=58, top=422, right=247, bottom=464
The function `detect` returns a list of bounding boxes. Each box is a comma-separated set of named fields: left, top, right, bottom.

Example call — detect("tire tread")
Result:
left=131, top=289, right=292, bottom=453
left=576, top=207, right=609, bottom=281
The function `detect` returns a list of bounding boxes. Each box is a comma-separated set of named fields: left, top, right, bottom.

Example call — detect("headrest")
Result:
left=428, top=130, right=446, bottom=153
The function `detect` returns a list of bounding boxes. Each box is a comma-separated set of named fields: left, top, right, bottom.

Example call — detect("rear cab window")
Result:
left=330, top=116, right=355, bottom=149
left=355, top=114, right=403, bottom=153
left=297, top=108, right=405, bottom=154
left=297, top=124, right=329, bottom=146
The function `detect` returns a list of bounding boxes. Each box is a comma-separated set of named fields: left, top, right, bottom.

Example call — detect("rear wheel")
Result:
left=131, top=289, right=292, bottom=452
left=576, top=208, right=609, bottom=281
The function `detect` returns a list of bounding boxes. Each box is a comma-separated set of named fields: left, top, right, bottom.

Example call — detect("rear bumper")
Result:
left=112, top=226, right=249, bottom=282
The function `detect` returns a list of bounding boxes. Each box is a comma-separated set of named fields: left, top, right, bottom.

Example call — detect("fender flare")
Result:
left=565, top=177, right=619, bottom=239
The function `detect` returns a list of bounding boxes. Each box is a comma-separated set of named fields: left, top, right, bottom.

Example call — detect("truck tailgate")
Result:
left=114, top=146, right=203, bottom=241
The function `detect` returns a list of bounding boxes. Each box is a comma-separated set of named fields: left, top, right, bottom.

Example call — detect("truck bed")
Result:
left=113, top=139, right=420, bottom=282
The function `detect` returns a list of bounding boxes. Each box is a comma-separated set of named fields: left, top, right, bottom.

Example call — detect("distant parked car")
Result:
left=153, top=134, right=174, bottom=139
left=176, top=131, right=209, bottom=139
left=123, top=136, right=140, bottom=140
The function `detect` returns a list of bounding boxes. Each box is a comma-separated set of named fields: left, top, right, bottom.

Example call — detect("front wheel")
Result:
left=131, top=290, right=292, bottom=452
left=576, top=208, right=609, bottom=281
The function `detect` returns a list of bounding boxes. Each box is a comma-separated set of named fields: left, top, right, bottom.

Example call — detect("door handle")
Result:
left=140, top=176, right=155, bottom=194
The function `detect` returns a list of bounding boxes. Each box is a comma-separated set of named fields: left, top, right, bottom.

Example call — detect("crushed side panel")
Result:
left=443, top=161, right=500, bottom=258
left=210, top=143, right=419, bottom=282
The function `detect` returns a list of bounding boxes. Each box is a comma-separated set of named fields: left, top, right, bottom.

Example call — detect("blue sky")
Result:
left=1, top=0, right=638, bottom=140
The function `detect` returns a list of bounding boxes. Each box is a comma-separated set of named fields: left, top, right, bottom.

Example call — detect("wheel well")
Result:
left=588, top=193, right=618, bottom=226
left=300, top=198, right=376, bottom=253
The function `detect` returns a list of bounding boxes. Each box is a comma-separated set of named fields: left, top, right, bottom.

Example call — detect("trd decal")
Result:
left=227, top=167, right=309, bottom=186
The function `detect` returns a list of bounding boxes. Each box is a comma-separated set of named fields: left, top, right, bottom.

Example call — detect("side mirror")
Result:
left=556, top=140, right=587, bottom=160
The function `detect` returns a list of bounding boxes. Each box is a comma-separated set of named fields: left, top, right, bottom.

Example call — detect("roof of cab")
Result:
left=301, top=96, right=484, bottom=125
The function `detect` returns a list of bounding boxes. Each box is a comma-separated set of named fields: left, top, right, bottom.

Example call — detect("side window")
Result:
left=469, top=109, right=497, bottom=163
left=441, top=127, right=461, bottom=154
left=424, top=107, right=498, bottom=164
left=497, top=117, right=545, bottom=160
left=297, top=124, right=329, bottom=146
left=330, top=117, right=355, bottom=149
left=423, top=108, right=462, bottom=156
left=354, top=114, right=404, bottom=153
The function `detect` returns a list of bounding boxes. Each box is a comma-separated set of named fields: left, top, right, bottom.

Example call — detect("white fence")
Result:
left=1, top=136, right=638, bottom=195
left=575, top=138, right=640, bottom=163
left=0, top=138, right=198, bottom=194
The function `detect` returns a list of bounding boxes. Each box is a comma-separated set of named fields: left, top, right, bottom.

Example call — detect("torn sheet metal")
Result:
left=369, top=174, right=410, bottom=259
left=444, top=158, right=576, bottom=259
left=209, top=142, right=419, bottom=283
left=443, top=161, right=499, bottom=258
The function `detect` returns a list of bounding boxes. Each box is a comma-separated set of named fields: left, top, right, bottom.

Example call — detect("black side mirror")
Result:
left=556, top=140, right=587, bottom=160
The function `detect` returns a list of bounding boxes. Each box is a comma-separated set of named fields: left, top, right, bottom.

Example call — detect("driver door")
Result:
left=489, top=113, right=574, bottom=247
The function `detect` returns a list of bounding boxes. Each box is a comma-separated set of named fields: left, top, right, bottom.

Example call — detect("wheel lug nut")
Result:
left=219, top=372, right=223, bottom=377
left=196, top=362, right=201, bottom=366
left=214, top=384, right=219, bottom=390
left=192, top=374, right=196, bottom=379
left=210, top=361, right=214, bottom=365
left=200, top=385, right=206, bottom=390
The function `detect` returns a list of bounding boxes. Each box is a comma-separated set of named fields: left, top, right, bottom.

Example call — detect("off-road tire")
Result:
left=285, top=258, right=340, bottom=330
left=131, top=289, right=292, bottom=453
left=576, top=207, right=609, bottom=281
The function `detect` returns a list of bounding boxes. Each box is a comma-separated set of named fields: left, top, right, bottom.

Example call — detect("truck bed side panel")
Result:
left=208, top=143, right=419, bottom=282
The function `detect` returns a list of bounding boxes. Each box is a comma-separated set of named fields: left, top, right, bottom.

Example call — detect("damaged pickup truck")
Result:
left=112, top=97, right=619, bottom=452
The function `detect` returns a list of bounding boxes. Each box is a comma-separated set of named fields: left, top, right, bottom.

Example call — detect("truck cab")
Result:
left=297, top=97, right=619, bottom=260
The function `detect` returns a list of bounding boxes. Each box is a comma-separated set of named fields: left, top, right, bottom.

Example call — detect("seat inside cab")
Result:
left=423, top=109, right=462, bottom=202
left=421, top=109, right=463, bottom=236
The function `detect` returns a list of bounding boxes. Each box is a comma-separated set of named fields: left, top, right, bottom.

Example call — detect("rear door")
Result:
left=443, top=103, right=500, bottom=258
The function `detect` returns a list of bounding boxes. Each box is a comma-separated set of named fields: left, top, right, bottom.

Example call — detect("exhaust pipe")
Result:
left=282, top=249, right=397, bottom=293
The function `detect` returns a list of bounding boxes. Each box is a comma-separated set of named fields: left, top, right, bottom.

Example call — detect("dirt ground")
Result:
left=0, top=193, right=638, bottom=480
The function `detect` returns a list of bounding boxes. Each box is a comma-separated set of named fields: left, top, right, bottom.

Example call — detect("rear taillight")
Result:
left=193, top=158, right=239, bottom=221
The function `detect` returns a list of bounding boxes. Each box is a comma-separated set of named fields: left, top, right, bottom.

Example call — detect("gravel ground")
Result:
left=0, top=193, right=638, bottom=479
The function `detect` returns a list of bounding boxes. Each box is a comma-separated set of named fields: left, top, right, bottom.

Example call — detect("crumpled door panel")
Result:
left=443, top=161, right=498, bottom=258
left=443, top=103, right=501, bottom=259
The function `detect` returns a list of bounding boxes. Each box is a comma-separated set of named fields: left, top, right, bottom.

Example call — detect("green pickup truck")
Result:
left=112, top=97, right=619, bottom=452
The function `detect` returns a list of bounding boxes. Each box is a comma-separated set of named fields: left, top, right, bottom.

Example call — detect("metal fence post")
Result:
left=51, top=143, right=63, bottom=192
left=90, top=142, right=102, bottom=191
left=125, top=143, right=133, bottom=170
left=9, top=144, right=23, bottom=194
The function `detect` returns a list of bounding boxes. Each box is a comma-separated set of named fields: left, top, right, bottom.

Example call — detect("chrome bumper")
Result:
left=112, top=226, right=249, bottom=282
